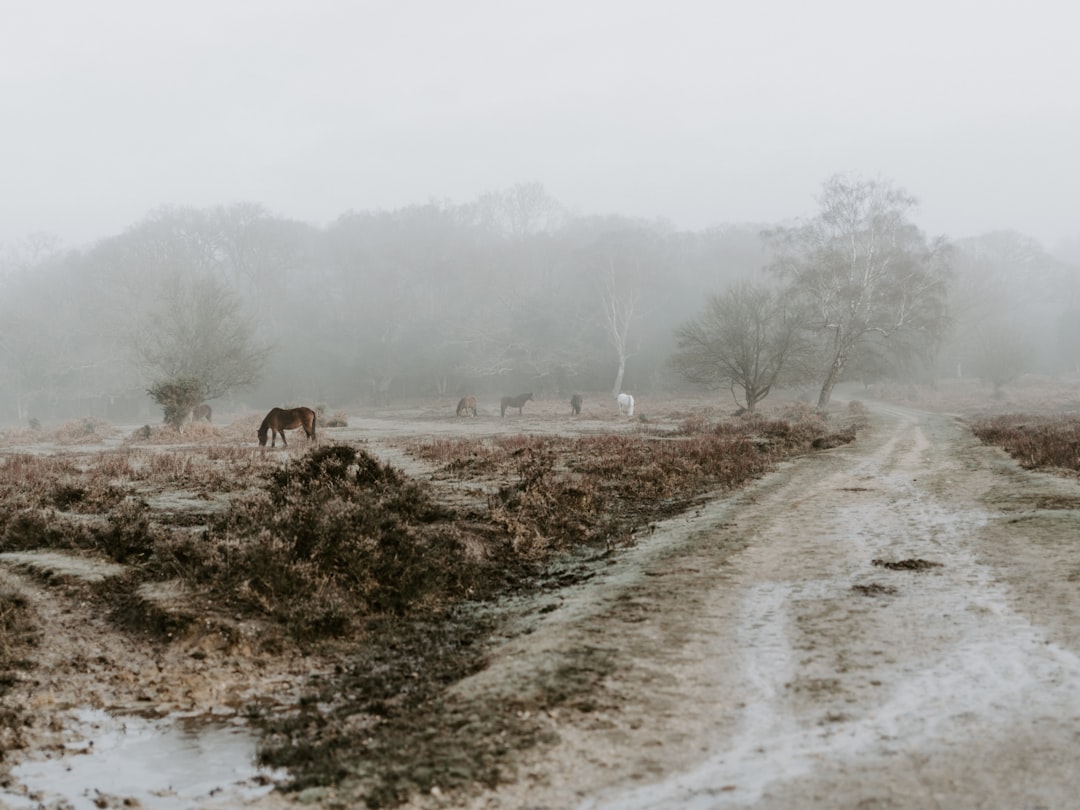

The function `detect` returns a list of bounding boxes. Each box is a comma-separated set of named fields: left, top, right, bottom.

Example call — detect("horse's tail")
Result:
left=500, top=398, right=507, bottom=417
left=456, top=397, right=466, bottom=416
left=310, top=409, right=318, bottom=440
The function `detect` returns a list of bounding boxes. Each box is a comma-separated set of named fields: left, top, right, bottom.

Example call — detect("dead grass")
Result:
left=0, top=402, right=859, bottom=806
left=971, top=414, right=1080, bottom=472
left=409, top=413, right=851, bottom=557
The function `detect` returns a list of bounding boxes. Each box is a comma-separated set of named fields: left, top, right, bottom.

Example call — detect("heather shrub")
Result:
left=158, top=444, right=483, bottom=638
left=972, top=414, right=1080, bottom=471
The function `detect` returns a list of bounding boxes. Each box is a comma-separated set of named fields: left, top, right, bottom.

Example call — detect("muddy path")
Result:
left=400, top=402, right=1080, bottom=809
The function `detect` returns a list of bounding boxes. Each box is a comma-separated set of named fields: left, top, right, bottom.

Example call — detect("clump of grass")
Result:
left=971, top=414, right=1080, bottom=471
left=125, top=421, right=216, bottom=444
left=151, top=444, right=491, bottom=639
left=409, top=438, right=503, bottom=477
left=0, top=508, right=93, bottom=552
left=324, top=410, right=349, bottom=428
left=0, top=588, right=38, bottom=662
left=96, top=499, right=156, bottom=564
left=0, top=454, right=81, bottom=508
left=52, top=417, right=115, bottom=445
left=847, top=399, right=870, bottom=426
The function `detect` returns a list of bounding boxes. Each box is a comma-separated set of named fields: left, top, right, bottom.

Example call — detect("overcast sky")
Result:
left=2, top=0, right=1078, bottom=251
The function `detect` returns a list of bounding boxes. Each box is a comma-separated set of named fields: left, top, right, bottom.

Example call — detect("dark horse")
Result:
left=500, top=392, right=533, bottom=417
left=192, top=403, right=212, bottom=423
left=456, top=395, right=477, bottom=417
left=258, top=406, right=317, bottom=447
left=570, top=393, right=582, bottom=416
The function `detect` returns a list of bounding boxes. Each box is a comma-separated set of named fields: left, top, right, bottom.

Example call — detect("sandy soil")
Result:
left=4, top=398, right=1080, bottom=808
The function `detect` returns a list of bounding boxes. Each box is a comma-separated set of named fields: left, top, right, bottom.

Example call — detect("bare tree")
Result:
left=135, top=274, right=269, bottom=409
left=767, top=174, right=951, bottom=411
left=476, top=182, right=564, bottom=238
left=672, top=280, right=807, bottom=412
left=601, top=260, right=639, bottom=397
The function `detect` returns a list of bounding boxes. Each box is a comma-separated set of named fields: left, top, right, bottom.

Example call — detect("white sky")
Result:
left=2, top=0, right=1078, bottom=250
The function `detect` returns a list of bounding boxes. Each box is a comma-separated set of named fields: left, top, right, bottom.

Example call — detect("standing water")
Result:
left=2, top=709, right=288, bottom=809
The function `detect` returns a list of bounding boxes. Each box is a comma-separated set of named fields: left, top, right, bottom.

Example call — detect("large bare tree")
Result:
left=767, top=174, right=951, bottom=411
left=672, top=280, right=807, bottom=412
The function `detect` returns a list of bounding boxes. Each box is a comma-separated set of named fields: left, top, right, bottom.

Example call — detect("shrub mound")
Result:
left=971, top=414, right=1080, bottom=471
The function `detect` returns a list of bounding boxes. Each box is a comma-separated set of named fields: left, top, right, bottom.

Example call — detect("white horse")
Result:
left=617, top=392, right=634, bottom=416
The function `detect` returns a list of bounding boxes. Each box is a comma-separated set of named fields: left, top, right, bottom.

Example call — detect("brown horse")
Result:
left=193, top=403, right=212, bottom=423
left=570, top=393, right=582, bottom=416
left=500, top=392, right=533, bottom=417
left=258, top=406, right=317, bottom=447
left=456, top=395, right=477, bottom=417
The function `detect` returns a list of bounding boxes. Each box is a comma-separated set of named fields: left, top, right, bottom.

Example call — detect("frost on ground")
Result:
left=402, top=403, right=1080, bottom=810
left=3, top=395, right=1080, bottom=809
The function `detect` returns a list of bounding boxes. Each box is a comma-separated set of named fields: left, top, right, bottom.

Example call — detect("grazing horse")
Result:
left=258, top=406, right=317, bottom=447
left=570, top=393, right=582, bottom=416
left=192, top=403, right=212, bottom=423
left=500, top=392, right=533, bottom=417
left=617, top=392, right=634, bottom=417
left=456, top=395, right=477, bottom=417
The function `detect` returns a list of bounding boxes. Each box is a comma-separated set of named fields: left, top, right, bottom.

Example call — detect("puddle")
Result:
left=2, top=709, right=287, bottom=809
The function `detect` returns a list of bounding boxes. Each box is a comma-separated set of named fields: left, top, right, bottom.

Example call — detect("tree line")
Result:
left=0, top=176, right=1076, bottom=425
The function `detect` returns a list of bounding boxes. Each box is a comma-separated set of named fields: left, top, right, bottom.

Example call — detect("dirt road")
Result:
left=407, top=402, right=1080, bottom=809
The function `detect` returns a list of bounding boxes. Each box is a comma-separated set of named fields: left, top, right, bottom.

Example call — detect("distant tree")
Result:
left=135, top=274, right=269, bottom=419
left=1056, top=307, right=1080, bottom=373
left=767, top=174, right=951, bottom=411
left=581, top=224, right=675, bottom=397
left=600, top=260, right=640, bottom=397
left=974, top=320, right=1033, bottom=398
left=671, top=281, right=807, bottom=412
left=476, top=181, right=564, bottom=238
left=146, top=377, right=204, bottom=429
left=945, top=231, right=1064, bottom=378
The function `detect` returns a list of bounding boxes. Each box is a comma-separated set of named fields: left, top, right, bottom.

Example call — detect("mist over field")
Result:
left=2, top=1, right=1078, bottom=424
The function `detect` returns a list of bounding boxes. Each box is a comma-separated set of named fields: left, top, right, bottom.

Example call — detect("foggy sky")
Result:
left=2, top=0, right=1078, bottom=250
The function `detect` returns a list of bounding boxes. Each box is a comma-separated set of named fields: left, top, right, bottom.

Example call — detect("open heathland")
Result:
left=0, top=396, right=859, bottom=807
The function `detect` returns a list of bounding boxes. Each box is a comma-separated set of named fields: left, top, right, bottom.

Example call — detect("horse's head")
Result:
left=257, top=427, right=268, bottom=446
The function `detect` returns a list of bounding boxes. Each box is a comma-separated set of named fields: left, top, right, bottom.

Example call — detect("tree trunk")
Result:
left=817, top=355, right=844, bottom=413
left=611, top=357, right=626, bottom=398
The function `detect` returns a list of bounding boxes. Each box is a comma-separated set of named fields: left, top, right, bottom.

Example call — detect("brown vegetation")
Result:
left=971, top=414, right=1080, bottom=472
left=0, top=406, right=857, bottom=806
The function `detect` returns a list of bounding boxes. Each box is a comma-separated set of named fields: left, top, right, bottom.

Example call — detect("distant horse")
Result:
left=570, top=393, right=582, bottom=416
left=192, top=403, right=212, bottom=423
left=617, top=393, right=634, bottom=417
left=500, top=392, right=533, bottom=417
left=258, top=406, right=317, bottom=447
left=456, top=395, right=477, bottom=417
